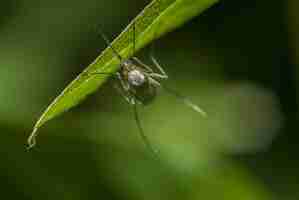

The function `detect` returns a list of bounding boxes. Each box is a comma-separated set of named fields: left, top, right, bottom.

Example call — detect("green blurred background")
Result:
left=0, top=0, right=297, bottom=199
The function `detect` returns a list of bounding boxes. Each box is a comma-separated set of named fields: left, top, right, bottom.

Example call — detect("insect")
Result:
left=26, top=22, right=206, bottom=156
left=89, top=23, right=206, bottom=158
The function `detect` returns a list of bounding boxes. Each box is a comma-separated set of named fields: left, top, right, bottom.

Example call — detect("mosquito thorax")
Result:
left=120, top=59, right=146, bottom=87
left=128, top=69, right=146, bottom=86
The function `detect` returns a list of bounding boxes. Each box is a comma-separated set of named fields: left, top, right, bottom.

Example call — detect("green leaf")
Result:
left=28, top=0, right=219, bottom=148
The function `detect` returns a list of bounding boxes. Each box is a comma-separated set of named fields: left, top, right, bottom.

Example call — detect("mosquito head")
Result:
left=121, top=60, right=133, bottom=68
left=128, top=69, right=146, bottom=86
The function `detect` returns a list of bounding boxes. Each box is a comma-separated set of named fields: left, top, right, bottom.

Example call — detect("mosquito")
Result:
left=89, top=23, right=206, bottom=158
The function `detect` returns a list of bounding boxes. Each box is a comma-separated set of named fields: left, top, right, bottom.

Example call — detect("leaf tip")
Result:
left=26, top=127, right=38, bottom=150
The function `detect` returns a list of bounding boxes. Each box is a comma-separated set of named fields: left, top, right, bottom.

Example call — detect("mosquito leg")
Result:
left=114, top=82, right=133, bottom=104
left=132, top=57, right=167, bottom=80
left=61, top=72, right=117, bottom=98
left=150, top=55, right=168, bottom=79
left=149, top=33, right=168, bottom=79
left=162, top=86, right=207, bottom=117
left=132, top=57, right=153, bottom=73
left=96, top=25, right=122, bottom=61
left=148, top=73, right=168, bottom=80
left=132, top=98, right=160, bottom=159
left=148, top=77, right=161, bottom=87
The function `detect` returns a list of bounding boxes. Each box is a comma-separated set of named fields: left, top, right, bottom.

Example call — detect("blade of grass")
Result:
left=28, top=0, right=219, bottom=148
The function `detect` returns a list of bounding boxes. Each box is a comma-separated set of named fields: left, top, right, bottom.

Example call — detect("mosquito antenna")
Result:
left=132, top=101, right=160, bottom=159
left=162, top=86, right=207, bottom=117
left=97, top=26, right=122, bottom=61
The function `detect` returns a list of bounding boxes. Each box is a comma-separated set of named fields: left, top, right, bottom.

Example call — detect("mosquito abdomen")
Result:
left=134, top=82, right=157, bottom=105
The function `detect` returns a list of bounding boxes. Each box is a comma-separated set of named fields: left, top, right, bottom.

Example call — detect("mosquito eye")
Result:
left=122, top=60, right=132, bottom=67
left=128, top=70, right=145, bottom=86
